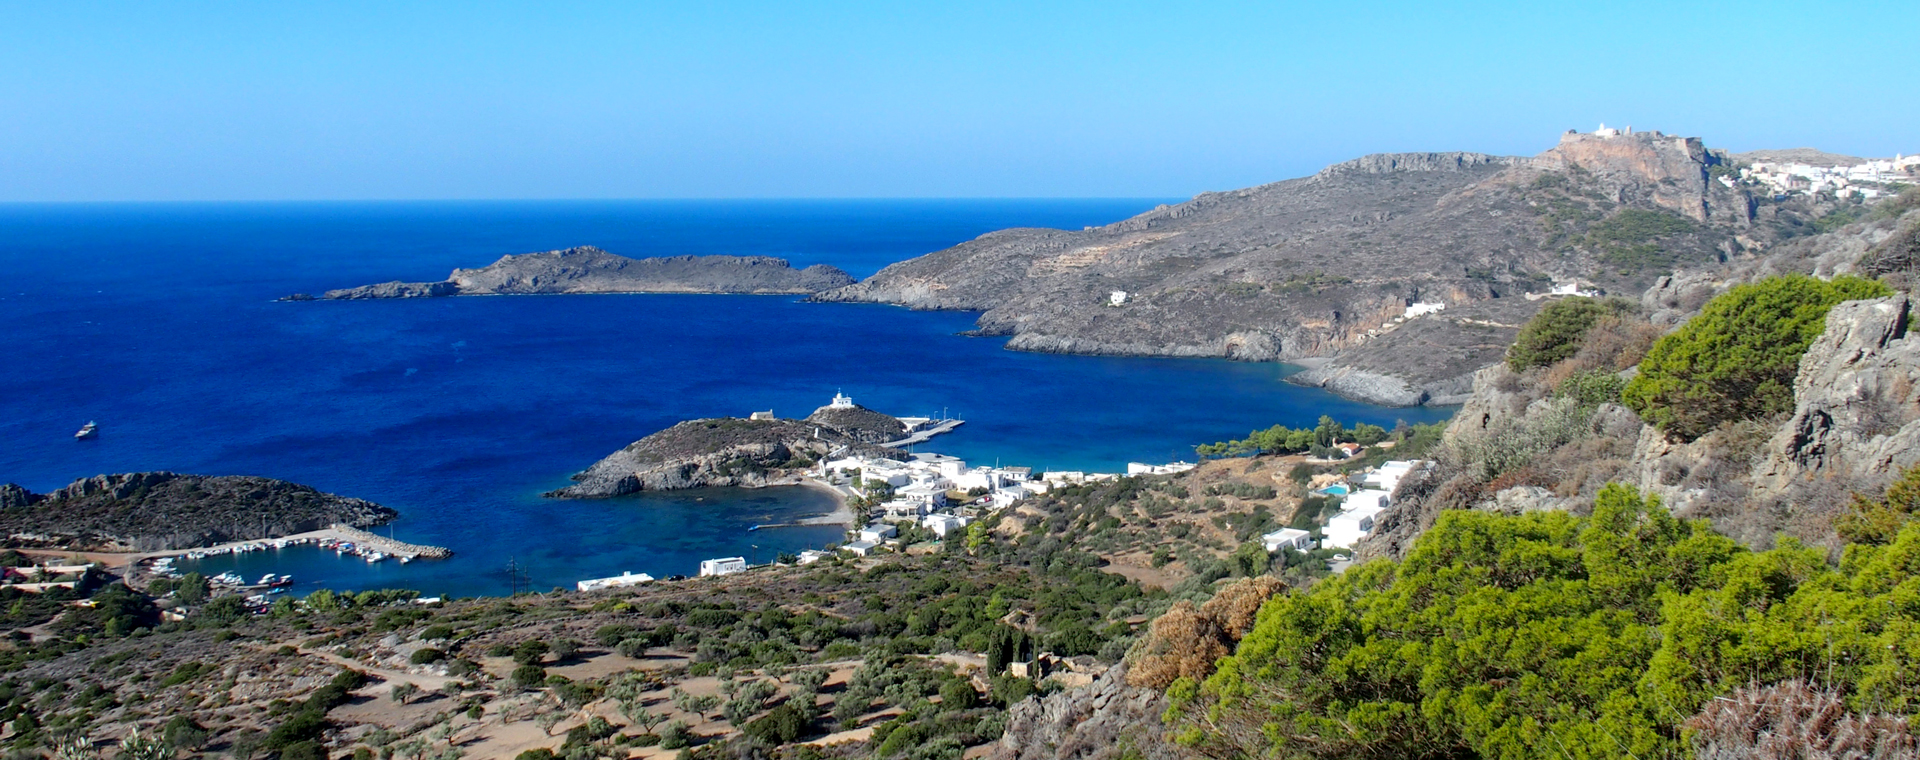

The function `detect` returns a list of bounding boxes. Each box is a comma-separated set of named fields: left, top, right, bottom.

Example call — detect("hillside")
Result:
left=0, top=472, right=396, bottom=551
left=547, top=417, right=906, bottom=498
left=298, top=247, right=855, bottom=300
left=816, top=129, right=1851, bottom=406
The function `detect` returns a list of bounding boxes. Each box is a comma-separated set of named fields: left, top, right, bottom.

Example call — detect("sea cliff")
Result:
left=0, top=472, right=397, bottom=552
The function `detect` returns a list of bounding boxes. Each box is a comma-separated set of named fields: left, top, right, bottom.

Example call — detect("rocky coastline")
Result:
left=810, top=128, right=1839, bottom=407
left=0, top=472, right=398, bottom=552
left=290, top=246, right=855, bottom=300
left=548, top=409, right=909, bottom=499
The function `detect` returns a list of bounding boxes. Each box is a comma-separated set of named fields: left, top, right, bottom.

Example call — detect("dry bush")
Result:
left=1542, top=315, right=1666, bottom=392
left=1484, top=466, right=1556, bottom=494
left=1200, top=576, right=1286, bottom=637
left=1127, top=577, right=1286, bottom=690
left=1126, top=601, right=1229, bottom=690
left=1686, top=679, right=1918, bottom=760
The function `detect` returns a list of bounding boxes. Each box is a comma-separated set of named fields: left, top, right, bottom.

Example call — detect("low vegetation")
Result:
left=1504, top=296, right=1635, bottom=371
left=1169, top=481, right=1920, bottom=760
left=1623, top=274, right=1892, bottom=440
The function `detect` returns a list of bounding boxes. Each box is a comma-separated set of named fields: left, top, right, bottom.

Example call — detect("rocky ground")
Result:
left=300, top=247, right=855, bottom=299
left=0, top=473, right=396, bottom=552
left=814, top=129, right=1850, bottom=406
left=547, top=417, right=905, bottom=498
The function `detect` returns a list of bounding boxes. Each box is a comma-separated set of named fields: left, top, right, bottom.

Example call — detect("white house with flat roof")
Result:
left=699, top=557, right=747, bottom=577
left=923, top=513, right=970, bottom=538
left=796, top=550, right=830, bottom=565
left=858, top=523, right=898, bottom=543
left=844, top=540, right=879, bottom=556
left=1323, top=505, right=1387, bottom=550
left=575, top=571, right=655, bottom=592
left=1343, top=489, right=1391, bottom=513
left=1262, top=528, right=1313, bottom=553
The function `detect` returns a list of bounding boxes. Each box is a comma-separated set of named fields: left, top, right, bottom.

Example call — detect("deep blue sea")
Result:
left=0, top=200, right=1453, bottom=597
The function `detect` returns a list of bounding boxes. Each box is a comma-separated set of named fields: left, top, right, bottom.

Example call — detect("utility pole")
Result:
left=506, top=557, right=525, bottom=596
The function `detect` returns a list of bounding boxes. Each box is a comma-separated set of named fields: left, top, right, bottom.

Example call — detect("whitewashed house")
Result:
left=857, top=523, right=898, bottom=543
left=698, top=557, right=747, bottom=577
left=1262, top=528, right=1314, bottom=553
left=843, top=540, right=879, bottom=557
left=923, top=513, right=970, bottom=538
left=575, top=571, right=654, bottom=592
left=1343, top=489, right=1392, bottom=513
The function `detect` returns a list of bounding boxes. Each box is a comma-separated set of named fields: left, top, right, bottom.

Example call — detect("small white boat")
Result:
left=74, top=421, right=98, bottom=440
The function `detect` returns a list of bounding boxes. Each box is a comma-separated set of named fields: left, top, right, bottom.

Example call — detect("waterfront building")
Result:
left=844, top=540, right=879, bottom=556
left=576, top=571, right=655, bottom=592
left=1126, top=461, right=1197, bottom=476
left=857, top=523, right=898, bottom=543
left=796, top=550, right=830, bottom=565
left=698, top=557, right=747, bottom=577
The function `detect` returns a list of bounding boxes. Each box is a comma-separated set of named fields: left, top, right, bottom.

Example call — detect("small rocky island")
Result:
left=289, top=246, right=856, bottom=300
left=0, top=472, right=397, bottom=552
left=548, top=395, right=916, bottom=498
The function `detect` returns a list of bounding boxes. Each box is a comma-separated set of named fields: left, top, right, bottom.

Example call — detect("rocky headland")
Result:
left=814, top=129, right=1846, bottom=406
left=294, top=246, right=855, bottom=300
left=0, top=472, right=397, bottom=552
left=547, top=412, right=909, bottom=499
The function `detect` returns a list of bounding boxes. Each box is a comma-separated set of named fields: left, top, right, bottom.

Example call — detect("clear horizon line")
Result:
left=0, top=195, right=1193, bottom=206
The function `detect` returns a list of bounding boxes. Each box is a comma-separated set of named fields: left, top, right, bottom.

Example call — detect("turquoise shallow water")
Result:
left=0, top=200, right=1453, bottom=597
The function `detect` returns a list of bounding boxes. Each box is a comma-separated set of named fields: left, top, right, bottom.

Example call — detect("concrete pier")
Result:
left=880, top=418, right=964, bottom=449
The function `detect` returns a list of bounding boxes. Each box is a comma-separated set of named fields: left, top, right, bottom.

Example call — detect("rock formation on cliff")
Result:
left=547, top=417, right=906, bottom=498
left=299, top=246, right=856, bottom=300
left=814, top=129, right=1828, bottom=406
left=0, top=472, right=397, bottom=552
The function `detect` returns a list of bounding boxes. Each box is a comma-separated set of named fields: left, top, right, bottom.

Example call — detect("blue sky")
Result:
left=2, top=1, right=1913, bottom=201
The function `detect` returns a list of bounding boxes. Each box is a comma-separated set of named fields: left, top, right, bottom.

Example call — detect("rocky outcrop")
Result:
left=817, top=129, right=1774, bottom=406
left=989, top=663, right=1188, bottom=760
left=1753, top=295, right=1920, bottom=493
left=0, top=473, right=396, bottom=551
left=0, top=484, right=38, bottom=510
left=304, top=247, right=855, bottom=300
left=803, top=404, right=906, bottom=445
left=547, top=418, right=905, bottom=498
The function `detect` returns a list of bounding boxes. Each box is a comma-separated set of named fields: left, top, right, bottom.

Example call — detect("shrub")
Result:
left=162, top=716, right=209, bottom=750
left=1623, top=275, right=1892, bottom=440
left=1836, top=465, right=1920, bottom=545
left=409, top=648, right=445, bottom=665
left=419, top=624, right=454, bottom=641
left=658, top=720, right=693, bottom=750
left=1555, top=369, right=1626, bottom=408
left=744, top=702, right=809, bottom=745
left=1685, top=679, right=1917, bottom=760
left=510, top=664, right=547, bottom=688
left=1507, top=297, right=1633, bottom=371
left=1169, top=483, right=1920, bottom=760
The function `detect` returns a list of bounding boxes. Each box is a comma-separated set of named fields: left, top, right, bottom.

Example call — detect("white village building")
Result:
left=575, top=571, right=655, bottom=592
left=1263, top=528, right=1314, bottom=553
left=698, top=557, right=747, bottom=577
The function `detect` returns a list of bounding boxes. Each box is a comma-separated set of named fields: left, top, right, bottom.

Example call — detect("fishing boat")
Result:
left=74, top=421, right=98, bottom=440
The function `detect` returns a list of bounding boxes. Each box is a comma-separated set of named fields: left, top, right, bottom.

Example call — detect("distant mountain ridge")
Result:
left=815, top=128, right=1843, bottom=405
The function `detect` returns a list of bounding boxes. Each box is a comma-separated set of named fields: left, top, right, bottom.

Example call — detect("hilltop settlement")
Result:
left=6, top=127, right=1920, bottom=760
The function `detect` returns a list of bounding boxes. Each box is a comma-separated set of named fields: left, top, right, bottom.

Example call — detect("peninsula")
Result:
left=547, top=394, right=940, bottom=498
left=291, top=246, right=855, bottom=300
left=0, top=472, right=399, bottom=552
left=812, top=127, right=1871, bottom=406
